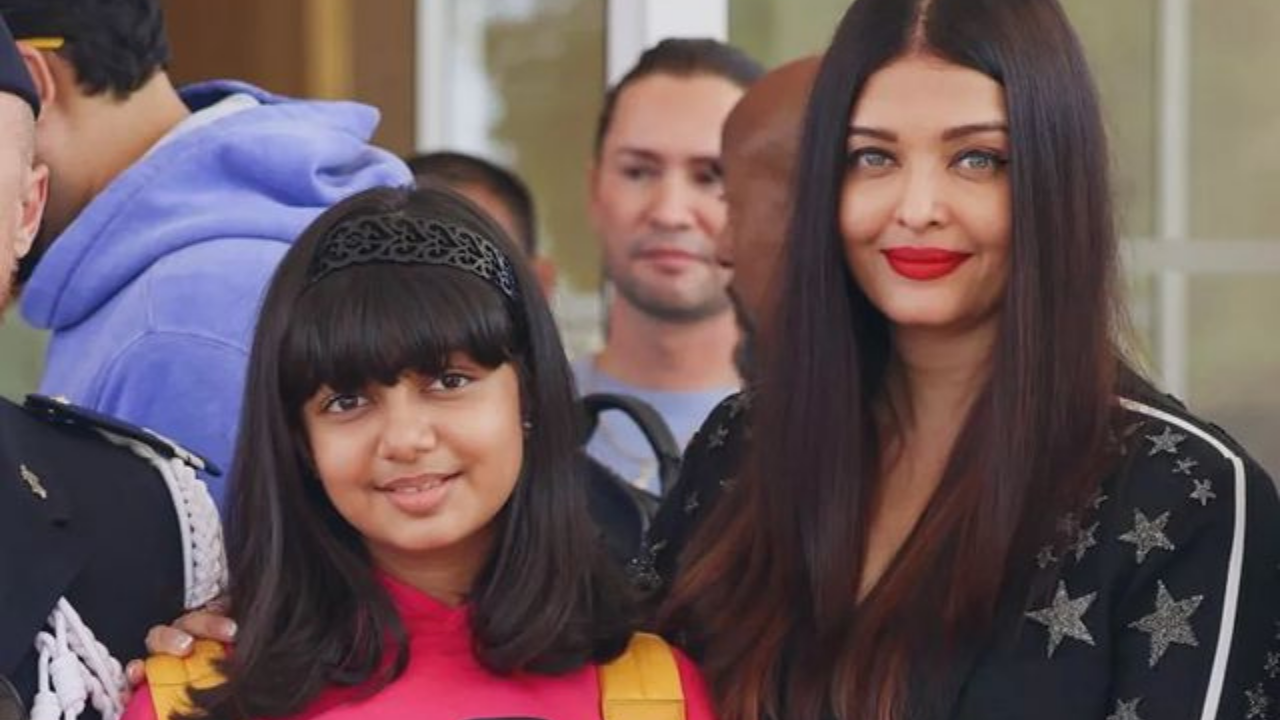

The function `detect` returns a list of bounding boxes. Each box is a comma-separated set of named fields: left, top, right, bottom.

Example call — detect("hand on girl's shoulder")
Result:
left=121, top=640, right=228, bottom=720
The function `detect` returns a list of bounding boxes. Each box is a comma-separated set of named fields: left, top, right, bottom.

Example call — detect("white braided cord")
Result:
left=94, top=430, right=226, bottom=609
left=31, top=599, right=125, bottom=720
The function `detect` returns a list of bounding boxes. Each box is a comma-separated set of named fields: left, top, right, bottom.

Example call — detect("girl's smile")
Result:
left=302, top=358, right=524, bottom=589
left=376, top=471, right=463, bottom=515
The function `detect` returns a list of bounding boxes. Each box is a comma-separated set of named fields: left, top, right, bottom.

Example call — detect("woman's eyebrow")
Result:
left=847, top=125, right=897, bottom=141
left=942, top=121, right=1009, bottom=141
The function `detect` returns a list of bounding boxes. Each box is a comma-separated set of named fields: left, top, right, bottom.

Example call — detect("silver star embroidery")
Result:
left=1070, top=522, right=1100, bottom=562
left=1128, top=580, right=1203, bottom=668
left=1146, top=426, right=1186, bottom=456
left=1106, top=697, right=1144, bottom=720
left=1036, top=545, right=1058, bottom=569
left=718, top=476, right=738, bottom=492
left=708, top=425, right=730, bottom=449
left=1266, top=651, right=1280, bottom=680
left=1026, top=581, right=1096, bottom=657
left=1189, top=478, right=1216, bottom=506
left=1090, top=491, right=1109, bottom=510
left=1119, top=510, right=1175, bottom=564
left=1173, top=457, right=1198, bottom=476
left=1273, top=619, right=1280, bottom=642
left=683, top=491, right=701, bottom=515
left=1247, top=683, right=1272, bottom=719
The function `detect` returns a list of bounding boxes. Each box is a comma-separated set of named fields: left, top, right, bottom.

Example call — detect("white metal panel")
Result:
left=414, top=0, right=507, bottom=155
left=415, top=0, right=451, bottom=150
left=606, top=0, right=729, bottom=85
left=1156, top=0, right=1192, bottom=398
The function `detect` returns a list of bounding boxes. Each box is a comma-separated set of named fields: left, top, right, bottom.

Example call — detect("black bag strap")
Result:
left=580, top=455, right=652, bottom=564
left=580, top=393, right=683, bottom=496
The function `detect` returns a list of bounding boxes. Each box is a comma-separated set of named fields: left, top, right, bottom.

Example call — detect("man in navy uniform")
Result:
left=0, top=16, right=223, bottom=719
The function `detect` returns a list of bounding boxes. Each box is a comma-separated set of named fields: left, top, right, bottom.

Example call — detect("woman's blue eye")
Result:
left=847, top=148, right=895, bottom=170
left=955, top=150, right=1007, bottom=173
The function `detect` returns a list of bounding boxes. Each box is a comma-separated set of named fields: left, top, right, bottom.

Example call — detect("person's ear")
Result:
left=14, top=163, right=48, bottom=260
left=16, top=44, right=57, bottom=113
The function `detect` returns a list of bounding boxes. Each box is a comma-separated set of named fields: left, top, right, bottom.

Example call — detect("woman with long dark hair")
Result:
left=650, top=0, right=1280, bottom=718
left=121, top=185, right=717, bottom=720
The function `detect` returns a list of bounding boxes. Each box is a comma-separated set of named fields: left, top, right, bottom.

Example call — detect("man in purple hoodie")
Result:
left=2, top=0, right=411, bottom=506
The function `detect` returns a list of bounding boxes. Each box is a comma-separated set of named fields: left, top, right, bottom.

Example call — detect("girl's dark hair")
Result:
left=661, top=0, right=1124, bottom=718
left=195, top=186, right=634, bottom=719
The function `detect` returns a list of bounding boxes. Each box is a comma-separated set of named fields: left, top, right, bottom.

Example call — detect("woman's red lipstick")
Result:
left=882, top=247, right=972, bottom=281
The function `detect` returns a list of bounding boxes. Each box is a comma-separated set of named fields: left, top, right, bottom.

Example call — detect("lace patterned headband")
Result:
left=306, top=212, right=522, bottom=303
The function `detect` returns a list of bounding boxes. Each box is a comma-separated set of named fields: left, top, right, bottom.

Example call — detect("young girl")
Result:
left=122, top=185, right=716, bottom=719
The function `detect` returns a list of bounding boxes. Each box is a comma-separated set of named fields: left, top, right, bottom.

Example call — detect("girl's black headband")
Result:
left=306, top=213, right=521, bottom=305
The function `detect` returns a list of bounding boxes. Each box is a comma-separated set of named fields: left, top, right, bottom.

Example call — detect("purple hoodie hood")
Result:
left=22, top=80, right=411, bottom=328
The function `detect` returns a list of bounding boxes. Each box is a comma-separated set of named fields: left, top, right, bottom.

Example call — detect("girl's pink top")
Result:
left=122, top=573, right=717, bottom=719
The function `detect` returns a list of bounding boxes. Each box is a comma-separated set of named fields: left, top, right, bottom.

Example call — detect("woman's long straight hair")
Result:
left=191, top=186, right=634, bottom=719
left=660, top=0, right=1125, bottom=718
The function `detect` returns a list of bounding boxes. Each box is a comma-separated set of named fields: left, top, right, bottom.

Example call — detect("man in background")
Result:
left=576, top=38, right=762, bottom=495
left=406, top=150, right=556, bottom=295
left=2, top=0, right=410, bottom=505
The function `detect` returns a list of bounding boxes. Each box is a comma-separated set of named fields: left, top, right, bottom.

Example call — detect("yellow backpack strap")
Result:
left=143, top=639, right=227, bottom=719
left=599, top=632, right=686, bottom=720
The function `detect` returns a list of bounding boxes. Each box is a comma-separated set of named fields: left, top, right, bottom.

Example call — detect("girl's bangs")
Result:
left=279, top=263, right=518, bottom=407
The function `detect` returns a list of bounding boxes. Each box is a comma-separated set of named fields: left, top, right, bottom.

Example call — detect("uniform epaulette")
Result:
left=22, top=394, right=222, bottom=476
